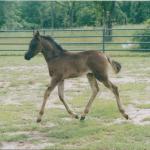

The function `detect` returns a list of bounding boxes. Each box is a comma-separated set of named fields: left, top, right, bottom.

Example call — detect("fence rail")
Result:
left=0, top=28, right=149, bottom=32
left=0, top=28, right=150, bottom=55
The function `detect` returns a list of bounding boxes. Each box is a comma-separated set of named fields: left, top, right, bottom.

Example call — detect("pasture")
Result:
left=0, top=55, right=150, bottom=150
left=0, top=24, right=150, bottom=149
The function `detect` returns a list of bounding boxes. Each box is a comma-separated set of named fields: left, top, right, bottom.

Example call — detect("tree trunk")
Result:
left=69, top=2, right=75, bottom=27
left=105, top=11, right=112, bottom=41
left=51, top=1, right=55, bottom=28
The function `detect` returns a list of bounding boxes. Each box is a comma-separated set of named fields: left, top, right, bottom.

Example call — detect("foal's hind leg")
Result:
left=103, top=79, right=129, bottom=119
left=37, top=77, right=59, bottom=123
left=80, top=73, right=99, bottom=120
left=58, top=81, right=79, bottom=119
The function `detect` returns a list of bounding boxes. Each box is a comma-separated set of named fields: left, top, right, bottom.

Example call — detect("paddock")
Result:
left=0, top=27, right=150, bottom=149
left=0, top=56, right=149, bottom=149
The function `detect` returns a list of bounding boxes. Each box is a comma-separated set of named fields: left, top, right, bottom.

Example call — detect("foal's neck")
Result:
left=41, top=37, right=64, bottom=63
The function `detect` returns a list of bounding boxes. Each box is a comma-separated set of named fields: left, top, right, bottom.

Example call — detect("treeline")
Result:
left=0, top=1, right=150, bottom=30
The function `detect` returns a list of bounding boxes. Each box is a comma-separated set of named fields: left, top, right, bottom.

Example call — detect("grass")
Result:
left=0, top=55, right=150, bottom=149
left=136, top=104, right=150, bottom=109
left=0, top=101, right=150, bottom=150
left=46, top=123, right=150, bottom=150
left=0, top=134, right=28, bottom=142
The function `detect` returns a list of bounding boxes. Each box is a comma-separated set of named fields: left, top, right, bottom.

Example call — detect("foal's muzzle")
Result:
left=24, top=52, right=32, bottom=60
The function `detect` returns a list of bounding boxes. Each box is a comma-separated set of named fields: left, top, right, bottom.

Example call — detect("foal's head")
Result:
left=24, top=31, right=43, bottom=60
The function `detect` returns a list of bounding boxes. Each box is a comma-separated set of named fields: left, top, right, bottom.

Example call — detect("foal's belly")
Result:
left=66, top=70, right=92, bottom=78
left=63, top=65, right=92, bottom=79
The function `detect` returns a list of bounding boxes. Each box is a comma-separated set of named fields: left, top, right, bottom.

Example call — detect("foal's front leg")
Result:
left=37, top=77, right=59, bottom=123
left=58, top=81, right=79, bottom=119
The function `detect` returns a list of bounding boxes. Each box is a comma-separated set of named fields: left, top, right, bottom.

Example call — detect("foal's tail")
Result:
left=106, top=56, right=121, bottom=74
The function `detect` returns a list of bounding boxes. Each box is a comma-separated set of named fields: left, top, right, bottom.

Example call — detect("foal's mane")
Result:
left=41, top=36, right=65, bottom=52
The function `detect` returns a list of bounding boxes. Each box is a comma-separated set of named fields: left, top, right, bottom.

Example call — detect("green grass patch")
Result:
left=0, top=134, right=28, bottom=142
left=45, top=124, right=150, bottom=150
left=136, top=104, right=150, bottom=109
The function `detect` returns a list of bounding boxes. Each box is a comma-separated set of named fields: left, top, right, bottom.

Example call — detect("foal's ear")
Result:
left=34, top=31, right=40, bottom=39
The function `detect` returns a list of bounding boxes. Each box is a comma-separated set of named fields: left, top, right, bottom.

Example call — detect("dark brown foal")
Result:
left=25, top=31, right=129, bottom=122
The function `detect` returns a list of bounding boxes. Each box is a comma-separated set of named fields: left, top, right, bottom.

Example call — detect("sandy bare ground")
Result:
left=114, top=105, right=150, bottom=125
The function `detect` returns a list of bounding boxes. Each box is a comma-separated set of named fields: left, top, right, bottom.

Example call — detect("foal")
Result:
left=24, top=31, right=129, bottom=122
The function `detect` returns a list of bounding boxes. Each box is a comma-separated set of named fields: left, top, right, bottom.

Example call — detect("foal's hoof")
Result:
left=36, top=118, right=41, bottom=123
left=80, top=116, right=85, bottom=121
left=75, top=115, right=79, bottom=119
left=124, top=114, right=129, bottom=120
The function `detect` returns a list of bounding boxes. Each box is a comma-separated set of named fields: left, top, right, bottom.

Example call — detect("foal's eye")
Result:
left=31, top=43, right=37, bottom=49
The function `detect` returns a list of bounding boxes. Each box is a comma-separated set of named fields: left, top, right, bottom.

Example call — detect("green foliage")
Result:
left=0, top=1, right=150, bottom=29
left=76, top=3, right=96, bottom=26
left=0, top=2, right=6, bottom=27
left=0, top=2, right=23, bottom=30
left=120, top=1, right=150, bottom=24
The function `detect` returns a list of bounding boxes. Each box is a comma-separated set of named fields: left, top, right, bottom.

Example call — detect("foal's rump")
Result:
left=84, top=51, right=121, bottom=81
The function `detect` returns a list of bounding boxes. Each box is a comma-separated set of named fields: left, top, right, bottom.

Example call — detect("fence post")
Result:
left=43, top=29, right=45, bottom=35
left=102, top=27, right=105, bottom=53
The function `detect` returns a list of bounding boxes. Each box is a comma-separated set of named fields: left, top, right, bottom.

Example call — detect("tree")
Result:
left=0, top=2, right=6, bottom=28
left=121, top=1, right=150, bottom=24
left=0, top=2, right=22, bottom=30
left=56, top=1, right=78, bottom=28
left=20, top=2, right=44, bottom=28
left=76, top=2, right=96, bottom=27
left=94, top=1, right=127, bottom=41
left=1, top=1, right=150, bottom=30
